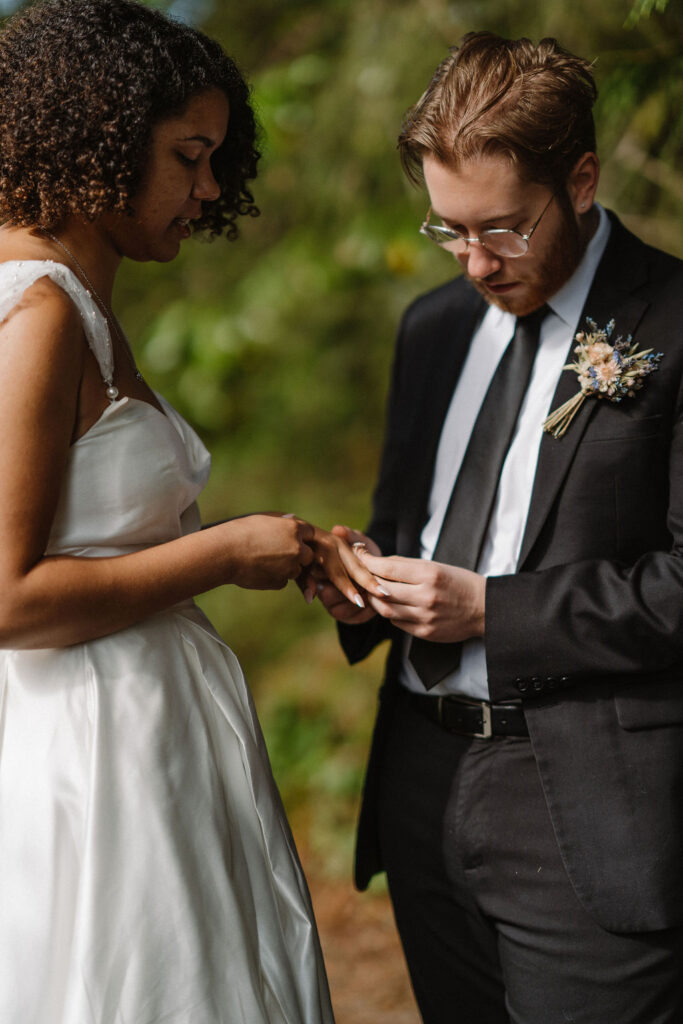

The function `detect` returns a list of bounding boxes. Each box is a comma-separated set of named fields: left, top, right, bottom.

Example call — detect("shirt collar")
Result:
left=547, top=203, right=611, bottom=328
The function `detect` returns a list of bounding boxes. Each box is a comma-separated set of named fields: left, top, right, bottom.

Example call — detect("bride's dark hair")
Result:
left=0, top=0, right=260, bottom=238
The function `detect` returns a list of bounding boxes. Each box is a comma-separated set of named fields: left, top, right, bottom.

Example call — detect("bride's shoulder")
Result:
left=0, top=229, right=76, bottom=310
left=0, top=259, right=82, bottom=343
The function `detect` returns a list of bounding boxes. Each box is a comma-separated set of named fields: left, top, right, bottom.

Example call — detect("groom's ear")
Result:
left=567, top=151, right=599, bottom=215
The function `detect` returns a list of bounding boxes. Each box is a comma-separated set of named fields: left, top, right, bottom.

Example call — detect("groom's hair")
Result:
left=398, top=32, right=597, bottom=191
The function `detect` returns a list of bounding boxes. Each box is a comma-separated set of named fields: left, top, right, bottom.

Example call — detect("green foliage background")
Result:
left=11, top=0, right=683, bottom=874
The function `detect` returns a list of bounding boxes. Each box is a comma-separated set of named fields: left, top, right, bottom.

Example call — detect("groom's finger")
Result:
left=367, top=583, right=423, bottom=610
left=367, top=591, right=422, bottom=617
left=355, top=551, right=425, bottom=584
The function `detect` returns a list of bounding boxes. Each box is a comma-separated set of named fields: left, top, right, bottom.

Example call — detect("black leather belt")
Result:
left=406, top=691, right=529, bottom=739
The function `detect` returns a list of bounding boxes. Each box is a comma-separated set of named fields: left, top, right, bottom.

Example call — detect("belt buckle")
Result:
left=437, top=696, right=493, bottom=739
left=476, top=701, right=493, bottom=739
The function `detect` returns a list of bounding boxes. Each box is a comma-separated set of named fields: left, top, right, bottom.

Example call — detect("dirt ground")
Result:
left=308, top=876, right=421, bottom=1024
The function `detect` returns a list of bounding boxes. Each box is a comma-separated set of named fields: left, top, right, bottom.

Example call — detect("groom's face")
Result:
left=422, top=153, right=586, bottom=317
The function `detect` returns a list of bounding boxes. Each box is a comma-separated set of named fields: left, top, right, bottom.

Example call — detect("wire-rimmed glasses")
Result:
left=419, top=192, right=556, bottom=258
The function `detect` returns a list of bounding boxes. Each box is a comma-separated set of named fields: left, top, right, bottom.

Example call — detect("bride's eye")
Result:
left=176, top=152, right=200, bottom=167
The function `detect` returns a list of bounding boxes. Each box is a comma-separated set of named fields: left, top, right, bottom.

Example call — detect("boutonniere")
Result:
left=543, top=318, right=663, bottom=439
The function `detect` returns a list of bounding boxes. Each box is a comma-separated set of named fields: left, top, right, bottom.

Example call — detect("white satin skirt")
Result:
left=0, top=602, right=334, bottom=1023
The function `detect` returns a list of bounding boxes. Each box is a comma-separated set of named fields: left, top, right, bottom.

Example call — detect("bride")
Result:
left=0, top=1, right=379, bottom=1021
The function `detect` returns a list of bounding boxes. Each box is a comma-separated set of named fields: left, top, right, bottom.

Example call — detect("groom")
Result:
left=318, top=31, right=683, bottom=1024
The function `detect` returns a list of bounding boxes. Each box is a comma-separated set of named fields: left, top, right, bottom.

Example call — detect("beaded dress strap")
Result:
left=0, top=260, right=116, bottom=398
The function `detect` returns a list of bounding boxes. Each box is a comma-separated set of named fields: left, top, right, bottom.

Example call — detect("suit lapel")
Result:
left=518, top=215, right=652, bottom=567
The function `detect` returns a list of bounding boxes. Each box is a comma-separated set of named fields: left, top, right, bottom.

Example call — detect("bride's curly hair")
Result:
left=0, top=0, right=260, bottom=238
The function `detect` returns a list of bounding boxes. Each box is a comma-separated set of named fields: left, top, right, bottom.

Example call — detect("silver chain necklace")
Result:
left=44, top=232, right=144, bottom=395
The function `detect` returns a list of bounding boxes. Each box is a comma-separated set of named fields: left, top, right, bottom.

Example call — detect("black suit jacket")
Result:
left=340, top=213, right=683, bottom=934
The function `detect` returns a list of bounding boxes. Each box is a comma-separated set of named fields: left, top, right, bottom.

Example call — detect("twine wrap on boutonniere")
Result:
left=543, top=318, right=664, bottom=439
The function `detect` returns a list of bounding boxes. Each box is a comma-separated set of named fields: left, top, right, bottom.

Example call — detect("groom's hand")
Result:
left=354, top=551, right=486, bottom=643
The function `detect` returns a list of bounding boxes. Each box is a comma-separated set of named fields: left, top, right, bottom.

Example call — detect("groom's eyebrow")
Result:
left=434, top=206, right=520, bottom=226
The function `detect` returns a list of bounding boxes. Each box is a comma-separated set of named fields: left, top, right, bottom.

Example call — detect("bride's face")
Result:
left=104, top=87, right=230, bottom=263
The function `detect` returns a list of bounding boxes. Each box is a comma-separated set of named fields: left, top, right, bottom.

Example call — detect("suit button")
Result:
left=532, top=678, right=544, bottom=692
left=546, top=678, right=557, bottom=690
left=560, top=676, right=570, bottom=684
left=517, top=680, right=529, bottom=693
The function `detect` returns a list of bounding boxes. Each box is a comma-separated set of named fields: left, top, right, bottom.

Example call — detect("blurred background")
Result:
left=5, top=0, right=681, bottom=1018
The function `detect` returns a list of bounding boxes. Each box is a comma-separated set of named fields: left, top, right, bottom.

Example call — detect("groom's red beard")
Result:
left=467, top=199, right=587, bottom=317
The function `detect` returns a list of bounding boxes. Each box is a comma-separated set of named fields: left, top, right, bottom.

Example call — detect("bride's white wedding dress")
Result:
left=0, top=261, right=334, bottom=1024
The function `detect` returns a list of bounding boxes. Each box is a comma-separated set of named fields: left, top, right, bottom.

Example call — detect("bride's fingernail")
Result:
left=378, top=586, right=390, bottom=597
left=353, top=594, right=365, bottom=609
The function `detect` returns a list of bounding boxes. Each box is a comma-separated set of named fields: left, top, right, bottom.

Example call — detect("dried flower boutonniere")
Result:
left=543, top=318, right=663, bottom=439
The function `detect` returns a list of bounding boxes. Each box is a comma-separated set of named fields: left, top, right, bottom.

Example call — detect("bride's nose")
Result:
left=192, top=165, right=221, bottom=202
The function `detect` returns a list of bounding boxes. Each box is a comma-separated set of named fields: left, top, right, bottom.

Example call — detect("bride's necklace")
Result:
left=44, top=232, right=144, bottom=396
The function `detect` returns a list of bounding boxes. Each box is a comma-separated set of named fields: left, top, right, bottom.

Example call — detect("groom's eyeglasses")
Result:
left=419, top=192, right=555, bottom=258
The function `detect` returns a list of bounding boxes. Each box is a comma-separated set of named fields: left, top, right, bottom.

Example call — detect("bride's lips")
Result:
left=173, top=217, right=192, bottom=238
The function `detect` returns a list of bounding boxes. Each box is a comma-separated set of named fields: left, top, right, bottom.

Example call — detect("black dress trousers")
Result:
left=378, top=689, right=683, bottom=1024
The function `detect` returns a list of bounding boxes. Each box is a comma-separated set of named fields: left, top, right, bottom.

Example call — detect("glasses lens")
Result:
left=421, top=224, right=467, bottom=253
left=482, top=231, right=527, bottom=258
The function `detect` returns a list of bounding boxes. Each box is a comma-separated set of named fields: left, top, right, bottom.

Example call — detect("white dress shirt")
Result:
left=399, top=205, right=611, bottom=699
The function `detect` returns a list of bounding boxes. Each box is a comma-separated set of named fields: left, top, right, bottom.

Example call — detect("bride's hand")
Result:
left=300, top=524, right=389, bottom=609
left=219, top=514, right=315, bottom=591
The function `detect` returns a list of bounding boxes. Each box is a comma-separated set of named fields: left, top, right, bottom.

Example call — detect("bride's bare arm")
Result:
left=0, top=281, right=362, bottom=649
left=3, top=518, right=316, bottom=649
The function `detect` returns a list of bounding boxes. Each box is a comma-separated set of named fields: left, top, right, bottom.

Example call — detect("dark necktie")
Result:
left=409, top=304, right=549, bottom=690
